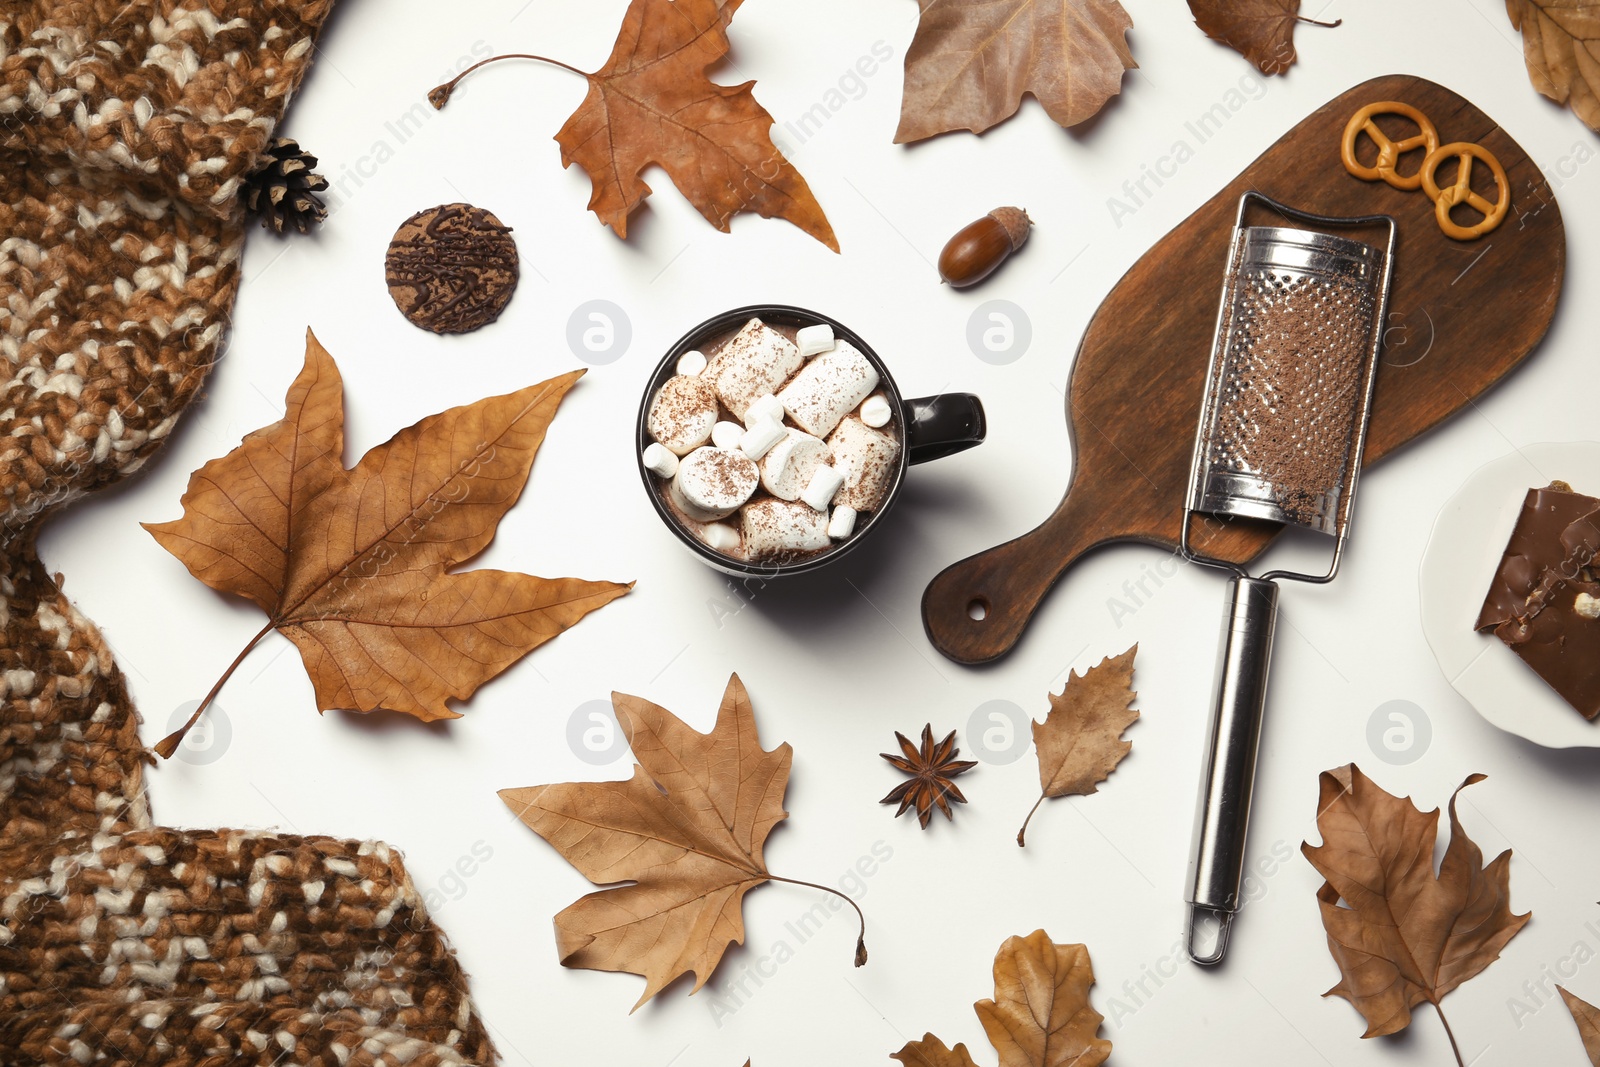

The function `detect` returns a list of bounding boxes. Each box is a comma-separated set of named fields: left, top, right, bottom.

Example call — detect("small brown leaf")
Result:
left=499, top=675, right=865, bottom=1010
left=145, top=330, right=631, bottom=754
left=1506, top=0, right=1600, bottom=133
left=895, top=0, right=1136, bottom=143
left=894, top=931, right=1110, bottom=1067
left=1562, top=987, right=1600, bottom=1065
left=892, top=1034, right=980, bottom=1067
left=1302, top=764, right=1530, bottom=1045
left=1187, top=0, right=1341, bottom=76
left=1016, top=646, right=1138, bottom=847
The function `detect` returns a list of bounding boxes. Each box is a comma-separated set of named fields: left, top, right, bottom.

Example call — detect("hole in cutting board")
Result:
left=967, top=598, right=988, bottom=622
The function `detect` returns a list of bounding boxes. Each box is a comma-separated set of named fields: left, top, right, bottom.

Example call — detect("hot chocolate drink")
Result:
left=642, top=316, right=902, bottom=564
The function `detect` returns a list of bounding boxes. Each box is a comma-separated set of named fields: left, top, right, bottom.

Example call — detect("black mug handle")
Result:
left=904, top=394, right=986, bottom=465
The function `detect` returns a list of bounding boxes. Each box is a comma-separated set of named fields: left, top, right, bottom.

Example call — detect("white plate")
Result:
left=1418, top=441, right=1600, bottom=748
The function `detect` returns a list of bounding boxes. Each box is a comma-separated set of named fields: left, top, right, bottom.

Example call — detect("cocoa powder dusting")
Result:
left=650, top=376, right=716, bottom=433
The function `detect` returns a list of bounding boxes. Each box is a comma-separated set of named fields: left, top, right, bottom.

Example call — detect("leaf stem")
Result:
left=1017, top=793, right=1046, bottom=847
left=1435, top=1001, right=1465, bottom=1067
left=154, top=621, right=275, bottom=759
left=766, top=873, right=869, bottom=966
left=1296, top=15, right=1342, bottom=27
left=429, top=53, right=589, bottom=109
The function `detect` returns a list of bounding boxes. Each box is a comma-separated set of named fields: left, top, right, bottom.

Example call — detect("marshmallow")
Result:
left=828, top=505, right=858, bottom=540
left=860, top=394, right=893, bottom=429
left=711, top=420, right=745, bottom=450
left=739, top=417, right=787, bottom=461
left=796, top=323, right=835, bottom=357
left=744, top=393, right=784, bottom=428
left=677, top=349, right=708, bottom=376
left=662, top=494, right=746, bottom=559
left=759, top=428, right=829, bottom=501
left=742, top=498, right=830, bottom=561
left=777, top=341, right=880, bottom=438
left=801, top=463, right=845, bottom=511
left=703, top=318, right=803, bottom=420
left=642, top=442, right=678, bottom=478
left=702, top=522, right=743, bottom=556
left=828, top=417, right=900, bottom=512
left=669, top=447, right=759, bottom=522
left=648, top=375, right=718, bottom=456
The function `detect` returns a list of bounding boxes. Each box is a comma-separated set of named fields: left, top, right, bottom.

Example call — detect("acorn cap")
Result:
left=987, top=207, right=1032, bottom=251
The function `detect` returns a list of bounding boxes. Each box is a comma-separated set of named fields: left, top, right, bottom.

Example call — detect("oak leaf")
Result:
left=895, top=0, right=1136, bottom=144
left=1562, top=987, right=1600, bottom=1065
left=892, top=1035, right=979, bottom=1067
left=1186, top=0, right=1341, bottom=76
left=432, top=0, right=837, bottom=249
left=145, top=330, right=631, bottom=756
left=1302, top=765, right=1530, bottom=1060
left=893, top=930, right=1110, bottom=1067
left=1506, top=0, right=1600, bottom=133
left=498, top=674, right=865, bottom=1010
left=1016, top=646, right=1138, bottom=847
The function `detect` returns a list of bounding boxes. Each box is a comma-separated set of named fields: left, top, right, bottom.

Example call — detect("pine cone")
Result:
left=242, top=138, right=329, bottom=235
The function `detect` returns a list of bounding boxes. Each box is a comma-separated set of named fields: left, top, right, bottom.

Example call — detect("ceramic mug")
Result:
left=636, top=304, right=986, bottom=577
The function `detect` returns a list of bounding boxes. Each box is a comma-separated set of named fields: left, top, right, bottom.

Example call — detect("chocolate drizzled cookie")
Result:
left=385, top=203, right=519, bottom=334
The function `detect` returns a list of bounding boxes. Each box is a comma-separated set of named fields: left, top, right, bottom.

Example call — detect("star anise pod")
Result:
left=880, top=725, right=977, bottom=828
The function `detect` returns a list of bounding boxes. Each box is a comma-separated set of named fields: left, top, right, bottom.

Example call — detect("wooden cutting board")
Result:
left=922, top=74, right=1566, bottom=665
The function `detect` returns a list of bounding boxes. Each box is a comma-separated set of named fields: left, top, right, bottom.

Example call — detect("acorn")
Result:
left=938, top=207, right=1032, bottom=288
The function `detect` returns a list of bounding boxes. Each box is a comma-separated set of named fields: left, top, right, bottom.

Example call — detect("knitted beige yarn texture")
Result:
left=0, top=4, right=499, bottom=1064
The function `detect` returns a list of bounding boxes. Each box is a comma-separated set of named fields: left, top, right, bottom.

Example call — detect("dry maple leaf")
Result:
left=429, top=0, right=837, bottom=249
left=1506, top=0, right=1600, bottom=133
left=881, top=725, right=977, bottom=829
left=892, top=930, right=1111, bottom=1067
left=894, top=0, right=1137, bottom=144
left=145, top=330, right=631, bottom=757
left=498, top=674, right=866, bottom=1010
left=1186, top=0, right=1341, bottom=76
left=1562, top=987, right=1600, bottom=1065
left=1016, top=646, right=1138, bottom=847
left=1303, top=765, right=1530, bottom=1065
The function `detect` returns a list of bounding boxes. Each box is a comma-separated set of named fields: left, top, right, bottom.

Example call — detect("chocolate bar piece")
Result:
left=1475, top=481, right=1600, bottom=719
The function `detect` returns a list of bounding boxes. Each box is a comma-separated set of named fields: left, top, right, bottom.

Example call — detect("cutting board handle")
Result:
left=922, top=486, right=1107, bottom=664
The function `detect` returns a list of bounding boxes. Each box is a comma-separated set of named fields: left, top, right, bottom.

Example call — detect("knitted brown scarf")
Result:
left=1, top=4, right=497, bottom=1063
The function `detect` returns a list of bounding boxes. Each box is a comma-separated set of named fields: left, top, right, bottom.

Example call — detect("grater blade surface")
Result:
left=1192, top=226, right=1387, bottom=537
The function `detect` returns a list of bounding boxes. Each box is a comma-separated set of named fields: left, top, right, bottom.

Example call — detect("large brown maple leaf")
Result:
left=895, top=0, right=1136, bottom=144
left=145, top=330, right=631, bottom=756
left=432, top=0, right=836, bottom=249
left=1302, top=765, right=1530, bottom=1062
left=892, top=930, right=1111, bottom=1067
left=1506, top=0, right=1600, bottom=133
left=499, top=674, right=865, bottom=1010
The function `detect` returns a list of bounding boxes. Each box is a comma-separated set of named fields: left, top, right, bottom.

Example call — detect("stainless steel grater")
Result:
left=1181, top=192, right=1395, bottom=965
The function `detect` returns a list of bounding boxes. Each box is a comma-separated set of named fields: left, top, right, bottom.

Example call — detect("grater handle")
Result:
left=1185, top=575, right=1279, bottom=965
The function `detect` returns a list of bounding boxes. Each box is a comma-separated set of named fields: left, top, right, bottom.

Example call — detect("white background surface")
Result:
left=36, top=0, right=1600, bottom=1064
